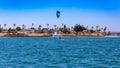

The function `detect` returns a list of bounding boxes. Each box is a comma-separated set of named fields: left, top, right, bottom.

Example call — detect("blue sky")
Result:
left=0, top=0, right=120, bottom=32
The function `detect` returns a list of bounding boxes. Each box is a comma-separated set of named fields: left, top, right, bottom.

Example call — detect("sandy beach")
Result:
left=0, top=33, right=5, bottom=37
left=0, top=33, right=109, bottom=37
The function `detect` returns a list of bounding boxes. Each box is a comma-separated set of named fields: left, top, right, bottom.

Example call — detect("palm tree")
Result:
left=101, top=28, right=103, bottom=32
left=91, top=26, right=94, bottom=30
left=54, top=25, right=57, bottom=31
left=71, top=26, right=74, bottom=29
left=96, top=26, right=98, bottom=29
left=90, top=26, right=94, bottom=33
left=13, top=24, right=16, bottom=29
left=61, top=23, right=64, bottom=26
left=32, top=23, right=34, bottom=28
left=4, top=24, right=6, bottom=29
left=22, top=24, right=25, bottom=29
left=86, top=26, right=88, bottom=29
left=63, top=25, right=66, bottom=29
left=86, top=26, right=89, bottom=33
left=38, top=25, right=42, bottom=30
left=96, top=26, right=99, bottom=32
left=54, top=25, right=56, bottom=28
left=39, top=25, right=42, bottom=28
left=98, top=28, right=101, bottom=33
left=47, top=24, right=49, bottom=29
left=104, top=27, right=107, bottom=32
left=0, top=24, right=1, bottom=28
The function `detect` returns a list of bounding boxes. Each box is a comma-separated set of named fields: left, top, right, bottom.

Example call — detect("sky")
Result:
left=0, top=0, right=120, bottom=32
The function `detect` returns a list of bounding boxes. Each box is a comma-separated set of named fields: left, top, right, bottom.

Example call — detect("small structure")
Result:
left=41, top=28, right=49, bottom=33
left=2, top=29, right=8, bottom=33
left=111, top=32, right=120, bottom=36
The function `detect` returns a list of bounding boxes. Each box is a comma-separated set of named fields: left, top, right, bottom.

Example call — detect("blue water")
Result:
left=0, top=37, right=120, bottom=68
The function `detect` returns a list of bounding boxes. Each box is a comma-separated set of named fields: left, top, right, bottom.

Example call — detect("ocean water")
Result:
left=0, top=37, right=120, bottom=68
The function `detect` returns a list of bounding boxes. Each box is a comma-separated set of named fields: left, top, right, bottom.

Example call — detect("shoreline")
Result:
left=0, top=33, right=111, bottom=37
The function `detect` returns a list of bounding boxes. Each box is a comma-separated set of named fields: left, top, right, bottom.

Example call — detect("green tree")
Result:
left=16, top=27, right=21, bottom=31
left=74, top=24, right=83, bottom=33
left=0, top=28, right=2, bottom=33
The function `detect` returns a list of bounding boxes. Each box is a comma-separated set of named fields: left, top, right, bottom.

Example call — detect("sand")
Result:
left=0, top=33, right=109, bottom=37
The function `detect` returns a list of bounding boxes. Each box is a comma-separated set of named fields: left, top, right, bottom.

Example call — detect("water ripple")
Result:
left=0, top=37, right=120, bottom=68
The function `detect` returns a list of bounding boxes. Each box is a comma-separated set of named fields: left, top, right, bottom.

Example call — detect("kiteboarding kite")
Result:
left=56, top=10, right=60, bottom=18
